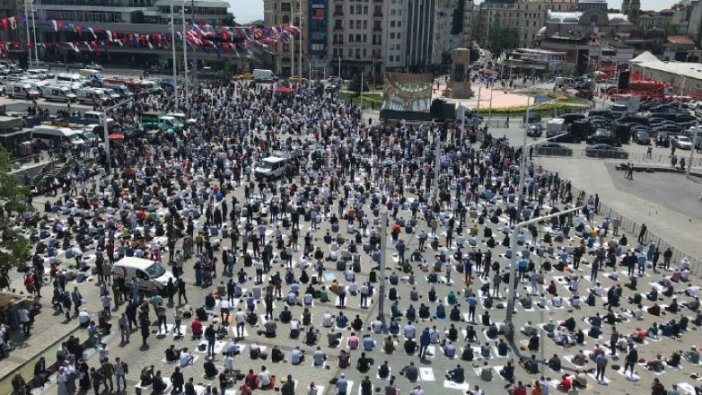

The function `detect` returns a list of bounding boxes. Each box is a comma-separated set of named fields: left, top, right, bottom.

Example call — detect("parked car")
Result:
left=634, top=130, right=651, bottom=145
left=585, top=134, right=621, bottom=146
left=527, top=124, right=543, bottom=137
left=585, top=144, right=628, bottom=159
left=534, top=142, right=573, bottom=156
left=672, top=135, right=693, bottom=150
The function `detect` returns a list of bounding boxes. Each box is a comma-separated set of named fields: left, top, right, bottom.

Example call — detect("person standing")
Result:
left=114, top=358, right=127, bottom=393
left=638, top=223, right=647, bottom=244
left=178, top=277, right=188, bottom=305
left=595, top=352, right=608, bottom=383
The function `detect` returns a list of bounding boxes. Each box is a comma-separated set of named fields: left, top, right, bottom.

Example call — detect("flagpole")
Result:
left=182, top=5, right=189, bottom=111
left=31, top=0, right=38, bottom=65
left=24, top=0, right=32, bottom=68
left=171, top=3, right=178, bottom=110
left=298, top=0, right=302, bottom=78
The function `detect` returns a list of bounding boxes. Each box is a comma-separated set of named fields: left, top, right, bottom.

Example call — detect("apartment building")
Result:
left=476, top=0, right=577, bottom=48
left=263, top=0, right=308, bottom=77
left=33, top=0, right=233, bottom=67
left=433, top=0, right=474, bottom=66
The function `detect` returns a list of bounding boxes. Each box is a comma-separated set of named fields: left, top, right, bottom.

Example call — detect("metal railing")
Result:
left=568, top=183, right=702, bottom=275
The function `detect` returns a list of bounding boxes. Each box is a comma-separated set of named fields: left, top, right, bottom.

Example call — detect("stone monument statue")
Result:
left=444, top=48, right=473, bottom=99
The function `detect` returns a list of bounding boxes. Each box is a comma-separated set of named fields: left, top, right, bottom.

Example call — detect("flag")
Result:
left=9, top=17, right=17, bottom=30
left=67, top=42, right=79, bottom=53
left=88, top=27, right=96, bottom=39
left=106, top=30, right=113, bottom=41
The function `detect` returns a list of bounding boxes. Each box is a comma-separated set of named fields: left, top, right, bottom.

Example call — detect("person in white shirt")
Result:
left=304, top=293, right=314, bottom=307
left=371, top=319, right=383, bottom=333
left=179, top=349, right=194, bottom=367
left=552, top=295, right=562, bottom=308
left=322, top=312, right=334, bottom=327
left=259, top=366, right=272, bottom=388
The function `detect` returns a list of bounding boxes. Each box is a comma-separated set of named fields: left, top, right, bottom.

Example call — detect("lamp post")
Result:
left=103, top=98, right=133, bottom=173
left=688, top=121, right=699, bottom=178
left=182, top=6, right=189, bottom=110
left=516, top=95, right=532, bottom=218
left=505, top=204, right=584, bottom=327
left=377, top=210, right=388, bottom=328
left=170, top=3, right=178, bottom=110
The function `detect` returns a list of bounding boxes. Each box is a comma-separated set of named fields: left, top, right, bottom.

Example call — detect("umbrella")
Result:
left=274, top=86, right=295, bottom=94
left=108, top=133, right=125, bottom=141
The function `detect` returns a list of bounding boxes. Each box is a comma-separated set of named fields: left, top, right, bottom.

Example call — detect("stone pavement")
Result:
left=6, top=174, right=702, bottom=395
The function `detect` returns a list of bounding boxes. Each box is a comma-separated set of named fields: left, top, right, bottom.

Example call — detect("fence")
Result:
left=533, top=147, right=702, bottom=168
left=470, top=128, right=702, bottom=275
left=567, top=183, right=702, bottom=276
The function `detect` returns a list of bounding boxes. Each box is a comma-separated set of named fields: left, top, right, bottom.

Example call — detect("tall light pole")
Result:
left=182, top=6, right=189, bottom=111
left=505, top=205, right=583, bottom=327
left=688, top=121, right=699, bottom=178
left=377, top=210, right=388, bottom=328
left=516, top=95, right=532, bottom=217
left=30, top=0, right=38, bottom=66
left=171, top=3, right=179, bottom=110
left=191, top=0, right=197, bottom=88
left=103, top=98, right=133, bottom=173
left=24, top=0, right=32, bottom=68
left=298, top=0, right=303, bottom=78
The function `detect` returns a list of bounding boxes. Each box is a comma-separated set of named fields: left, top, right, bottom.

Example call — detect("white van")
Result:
left=57, top=73, right=83, bottom=85
left=32, top=126, right=84, bottom=148
left=76, top=88, right=108, bottom=105
left=9, top=82, right=40, bottom=99
left=41, top=85, right=76, bottom=102
left=254, top=156, right=290, bottom=179
left=546, top=118, right=566, bottom=137
left=253, top=69, right=277, bottom=82
left=113, top=257, right=175, bottom=295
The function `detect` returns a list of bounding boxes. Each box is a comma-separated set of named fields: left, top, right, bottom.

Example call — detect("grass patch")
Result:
left=475, top=102, right=588, bottom=115
left=338, top=92, right=384, bottom=106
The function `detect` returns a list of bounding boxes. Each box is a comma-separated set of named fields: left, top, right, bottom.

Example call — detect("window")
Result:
left=349, top=34, right=354, bottom=42
left=397, top=33, right=401, bottom=39
left=350, top=5, right=354, bottom=14
left=390, top=21, right=395, bottom=27
left=363, top=5, right=368, bottom=13
left=390, top=32, right=395, bottom=39
left=363, top=48, right=367, bottom=57
left=363, top=34, right=367, bottom=42
left=356, top=34, right=361, bottom=41
left=363, top=20, right=367, bottom=28
left=349, top=48, right=353, bottom=57
left=355, top=48, right=361, bottom=59
left=356, top=5, right=362, bottom=13
left=280, top=2, right=291, bottom=11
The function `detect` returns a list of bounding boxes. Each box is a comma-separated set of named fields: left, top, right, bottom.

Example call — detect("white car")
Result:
left=674, top=135, right=693, bottom=150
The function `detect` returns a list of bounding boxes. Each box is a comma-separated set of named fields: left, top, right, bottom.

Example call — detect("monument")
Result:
left=444, top=48, right=473, bottom=99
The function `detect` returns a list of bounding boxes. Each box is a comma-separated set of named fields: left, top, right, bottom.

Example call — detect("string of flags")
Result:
left=0, top=16, right=301, bottom=57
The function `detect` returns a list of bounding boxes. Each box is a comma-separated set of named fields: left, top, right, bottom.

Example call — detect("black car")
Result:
left=526, top=124, right=543, bottom=137
left=585, top=144, right=628, bottom=159
left=534, top=142, right=573, bottom=156
left=634, top=130, right=651, bottom=145
left=325, top=84, right=340, bottom=93
left=585, top=134, right=622, bottom=146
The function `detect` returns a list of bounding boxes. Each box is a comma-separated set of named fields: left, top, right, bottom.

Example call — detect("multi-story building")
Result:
left=432, top=0, right=473, bottom=67
left=476, top=0, right=577, bottom=49
left=405, top=0, right=436, bottom=70
left=307, top=0, right=328, bottom=78
left=34, top=0, right=234, bottom=68
left=263, top=0, right=308, bottom=77
left=326, top=0, right=404, bottom=81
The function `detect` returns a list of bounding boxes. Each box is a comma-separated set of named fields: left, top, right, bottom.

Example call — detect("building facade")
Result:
left=263, top=0, right=308, bottom=77
left=33, top=0, right=234, bottom=68
left=476, top=0, right=577, bottom=48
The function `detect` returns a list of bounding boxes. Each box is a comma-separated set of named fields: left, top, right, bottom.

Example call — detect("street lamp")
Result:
left=505, top=204, right=584, bottom=329
left=103, top=98, right=133, bottom=172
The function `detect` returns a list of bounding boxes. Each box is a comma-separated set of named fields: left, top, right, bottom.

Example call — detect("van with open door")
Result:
left=113, top=257, right=175, bottom=295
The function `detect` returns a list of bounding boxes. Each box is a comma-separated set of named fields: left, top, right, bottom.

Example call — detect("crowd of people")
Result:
left=0, top=76, right=700, bottom=395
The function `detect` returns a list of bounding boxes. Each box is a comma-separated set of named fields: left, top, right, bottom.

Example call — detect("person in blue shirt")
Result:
left=446, top=364, right=465, bottom=383
left=362, top=334, right=375, bottom=351
left=637, top=254, right=647, bottom=276
left=444, top=341, right=456, bottom=358
left=400, top=362, right=419, bottom=382
left=291, top=346, right=304, bottom=365
left=419, top=328, right=431, bottom=359
left=336, top=373, right=348, bottom=395
left=336, top=312, right=348, bottom=328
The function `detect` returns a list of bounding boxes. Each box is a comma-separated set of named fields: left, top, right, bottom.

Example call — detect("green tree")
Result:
left=489, top=22, right=519, bottom=58
left=0, top=147, right=32, bottom=271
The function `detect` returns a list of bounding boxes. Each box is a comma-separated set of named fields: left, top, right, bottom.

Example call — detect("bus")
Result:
left=32, top=126, right=85, bottom=148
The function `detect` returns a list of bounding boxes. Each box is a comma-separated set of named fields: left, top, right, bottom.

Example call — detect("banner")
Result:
left=382, top=73, right=433, bottom=113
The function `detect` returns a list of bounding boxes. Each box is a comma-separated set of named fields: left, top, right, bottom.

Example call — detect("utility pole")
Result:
left=171, top=3, right=178, bottom=110
left=191, top=0, right=197, bottom=88
left=24, top=0, right=31, bottom=68
left=298, top=0, right=303, bottom=78
left=377, top=210, right=388, bottom=328
left=182, top=6, right=189, bottom=111
left=338, top=56, right=341, bottom=78
left=688, top=121, right=699, bottom=178
left=31, top=0, right=38, bottom=65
